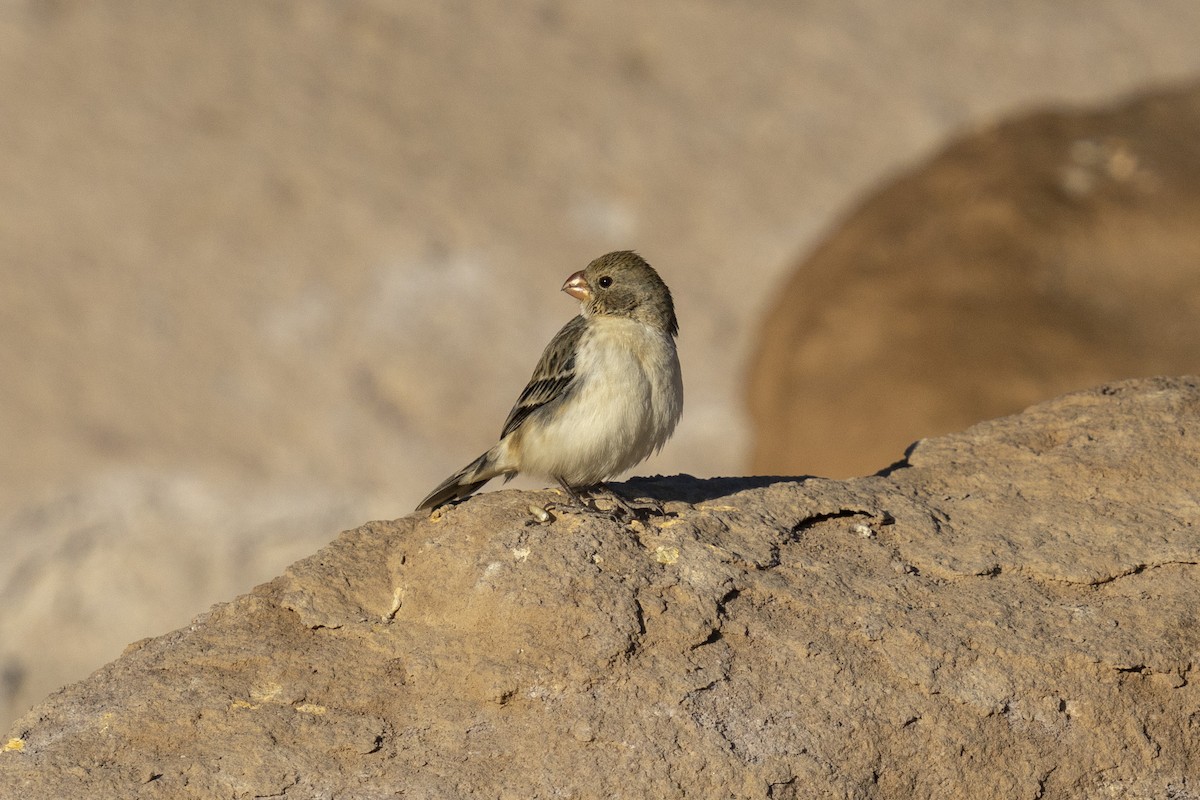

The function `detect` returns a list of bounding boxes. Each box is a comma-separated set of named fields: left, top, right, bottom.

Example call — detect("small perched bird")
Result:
left=416, top=251, right=683, bottom=512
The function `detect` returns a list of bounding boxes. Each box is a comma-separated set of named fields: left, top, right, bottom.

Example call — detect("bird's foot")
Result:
left=550, top=481, right=666, bottom=522
left=545, top=496, right=621, bottom=522
left=593, top=486, right=666, bottom=520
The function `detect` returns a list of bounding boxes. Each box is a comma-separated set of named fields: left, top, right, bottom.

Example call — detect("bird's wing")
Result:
left=500, top=315, right=587, bottom=439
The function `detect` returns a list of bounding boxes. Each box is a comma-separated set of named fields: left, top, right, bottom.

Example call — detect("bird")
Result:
left=416, top=250, right=683, bottom=513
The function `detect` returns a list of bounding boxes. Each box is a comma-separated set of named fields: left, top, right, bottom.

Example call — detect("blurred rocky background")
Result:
left=2, top=0, right=1199, bottom=730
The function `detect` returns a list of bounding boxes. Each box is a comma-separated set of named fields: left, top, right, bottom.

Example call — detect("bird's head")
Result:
left=562, top=251, right=678, bottom=337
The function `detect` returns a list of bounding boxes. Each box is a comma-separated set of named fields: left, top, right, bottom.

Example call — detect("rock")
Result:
left=2, top=377, right=1198, bottom=799
left=748, top=83, right=1200, bottom=478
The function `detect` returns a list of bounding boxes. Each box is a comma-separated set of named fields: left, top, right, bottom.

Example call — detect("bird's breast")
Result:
left=519, top=316, right=682, bottom=485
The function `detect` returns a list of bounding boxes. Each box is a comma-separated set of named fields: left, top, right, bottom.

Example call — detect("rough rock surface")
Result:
left=3, top=377, right=1198, bottom=799
left=749, top=83, right=1200, bottom=479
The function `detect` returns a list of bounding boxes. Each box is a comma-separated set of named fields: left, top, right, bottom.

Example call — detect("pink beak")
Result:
left=562, top=270, right=591, bottom=302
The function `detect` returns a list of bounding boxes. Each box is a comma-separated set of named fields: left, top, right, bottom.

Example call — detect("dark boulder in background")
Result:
left=750, top=84, right=1200, bottom=478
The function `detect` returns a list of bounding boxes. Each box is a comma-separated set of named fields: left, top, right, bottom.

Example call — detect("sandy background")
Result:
left=3, top=0, right=1200, bottom=729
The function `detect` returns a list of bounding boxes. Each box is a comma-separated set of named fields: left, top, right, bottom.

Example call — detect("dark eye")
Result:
left=598, top=276, right=613, bottom=288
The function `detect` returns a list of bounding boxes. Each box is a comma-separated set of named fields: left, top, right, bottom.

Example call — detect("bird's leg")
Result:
left=554, top=477, right=589, bottom=507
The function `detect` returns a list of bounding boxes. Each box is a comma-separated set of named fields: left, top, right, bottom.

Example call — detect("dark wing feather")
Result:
left=500, top=315, right=586, bottom=438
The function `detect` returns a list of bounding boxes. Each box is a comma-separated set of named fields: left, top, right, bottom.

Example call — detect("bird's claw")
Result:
left=548, top=485, right=666, bottom=522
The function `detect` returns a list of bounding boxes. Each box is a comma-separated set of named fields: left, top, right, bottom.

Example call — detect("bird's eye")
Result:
left=598, top=276, right=613, bottom=288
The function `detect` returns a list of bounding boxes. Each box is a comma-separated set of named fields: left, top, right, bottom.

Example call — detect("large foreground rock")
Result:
left=3, top=377, right=1198, bottom=799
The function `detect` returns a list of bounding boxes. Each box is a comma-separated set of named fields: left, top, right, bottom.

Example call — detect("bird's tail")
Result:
left=416, top=448, right=508, bottom=511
